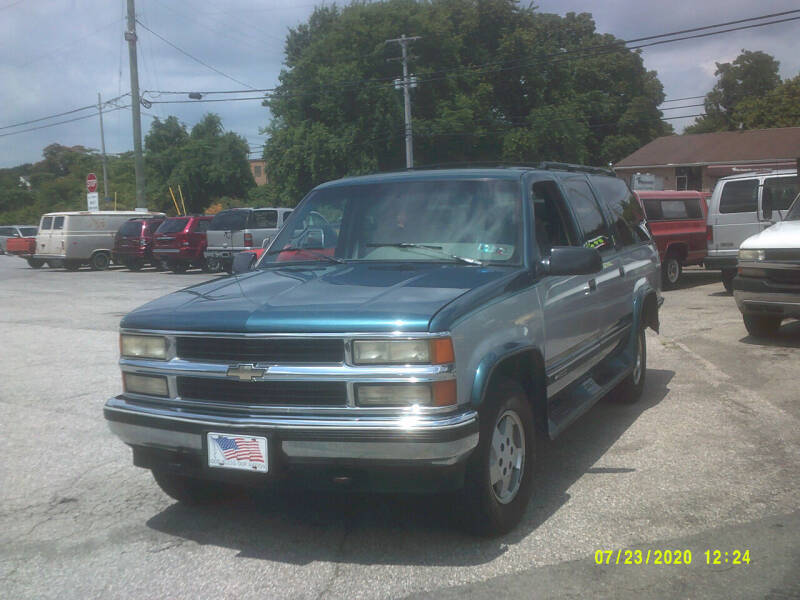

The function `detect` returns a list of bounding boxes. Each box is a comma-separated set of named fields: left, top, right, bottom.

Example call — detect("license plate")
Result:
left=207, top=433, right=268, bottom=473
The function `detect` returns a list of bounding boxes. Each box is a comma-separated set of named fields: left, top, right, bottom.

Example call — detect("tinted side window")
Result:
left=589, top=176, right=645, bottom=247
left=193, top=220, right=210, bottom=233
left=532, top=180, right=579, bottom=256
left=0, top=227, right=15, bottom=236
left=561, top=178, right=612, bottom=251
left=40, top=217, right=53, bottom=230
left=719, top=180, right=757, bottom=214
left=252, top=210, right=278, bottom=228
left=764, top=176, right=799, bottom=211
left=53, top=216, right=65, bottom=230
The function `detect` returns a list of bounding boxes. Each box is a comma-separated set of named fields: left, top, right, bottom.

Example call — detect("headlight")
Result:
left=123, top=373, right=169, bottom=397
left=352, top=338, right=454, bottom=365
left=355, top=381, right=456, bottom=407
left=120, top=334, right=168, bottom=359
left=738, top=249, right=765, bottom=262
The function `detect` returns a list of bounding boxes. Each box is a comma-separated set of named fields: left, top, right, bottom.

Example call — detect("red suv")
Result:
left=152, top=215, right=212, bottom=273
left=113, top=217, right=165, bottom=271
left=636, top=191, right=710, bottom=288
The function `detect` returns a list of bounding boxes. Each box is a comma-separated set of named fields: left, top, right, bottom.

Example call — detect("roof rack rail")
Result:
left=409, top=161, right=544, bottom=171
left=537, top=162, right=615, bottom=176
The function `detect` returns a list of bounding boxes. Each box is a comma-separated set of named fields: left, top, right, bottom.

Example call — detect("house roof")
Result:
left=615, top=127, right=800, bottom=169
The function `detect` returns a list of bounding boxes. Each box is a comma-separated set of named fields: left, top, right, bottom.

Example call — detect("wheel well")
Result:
left=664, top=243, right=687, bottom=262
left=91, top=249, right=111, bottom=257
left=486, top=350, right=547, bottom=434
left=642, top=292, right=659, bottom=333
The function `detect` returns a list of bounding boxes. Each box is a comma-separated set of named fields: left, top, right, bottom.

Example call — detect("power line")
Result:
left=660, top=95, right=706, bottom=103
left=0, top=106, right=128, bottom=139
left=135, top=19, right=256, bottom=89
left=0, top=94, right=130, bottom=131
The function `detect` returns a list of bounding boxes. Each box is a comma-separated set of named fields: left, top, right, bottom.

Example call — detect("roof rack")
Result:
left=537, top=162, right=615, bottom=176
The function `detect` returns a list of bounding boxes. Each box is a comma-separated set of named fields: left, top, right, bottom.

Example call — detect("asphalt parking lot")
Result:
left=1, top=258, right=798, bottom=599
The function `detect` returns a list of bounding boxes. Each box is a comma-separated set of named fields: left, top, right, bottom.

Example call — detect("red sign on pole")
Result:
left=87, top=173, right=98, bottom=193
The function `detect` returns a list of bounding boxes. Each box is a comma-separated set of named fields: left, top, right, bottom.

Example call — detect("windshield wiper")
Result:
left=263, top=247, right=346, bottom=264
left=366, top=242, right=484, bottom=265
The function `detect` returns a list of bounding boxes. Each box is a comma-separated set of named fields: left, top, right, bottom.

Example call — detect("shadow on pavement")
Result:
left=145, top=369, right=674, bottom=567
left=739, top=320, right=800, bottom=348
left=665, top=269, right=720, bottom=291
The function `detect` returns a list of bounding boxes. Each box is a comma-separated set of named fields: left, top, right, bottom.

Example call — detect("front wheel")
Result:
left=151, top=470, right=227, bottom=505
left=26, top=258, right=45, bottom=269
left=462, top=379, right=535, bottom=536
left=743, top=314, right=781, bottom=337
left=661, top=256, right=682, bottom=289
left=613, top=325, right=646, bottom=404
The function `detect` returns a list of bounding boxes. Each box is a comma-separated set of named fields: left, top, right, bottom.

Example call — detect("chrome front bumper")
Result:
left=104, top=395, right=479, bottom=466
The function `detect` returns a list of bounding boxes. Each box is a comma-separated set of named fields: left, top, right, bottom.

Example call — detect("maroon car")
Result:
left=113, top=217, right=165, bottom=270
left=152, top=215, right=212, bottom=273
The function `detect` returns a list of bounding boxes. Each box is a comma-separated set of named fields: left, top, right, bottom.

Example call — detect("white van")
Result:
left=705, top=169, right=797, bottom=291
left=35, top=211, right=164, bottom=271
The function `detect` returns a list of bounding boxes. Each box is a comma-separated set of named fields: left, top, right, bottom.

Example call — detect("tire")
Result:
left=205, top=257, right=221, bottom=273
left=89, top=252, right=110, bottom=271
left=26, top=258, right=45, bottom=269
left=223, top=260, right=233, bottom=274
left=661, top=256, right=682, bottom=289
left=722, top=269, right=735, bottom=294
left=613, top=325, right=646, bottom=404
left=151, top=470, right=228, bottom=505
left=45, top=260, right=62, bottom=268
left=743, top=314, right=781, bottom=337
left=462, top=379, right=535, bottom=536
left=63, top=259, right=82, bottom=271
left=169, top=261, right=188, bottom=274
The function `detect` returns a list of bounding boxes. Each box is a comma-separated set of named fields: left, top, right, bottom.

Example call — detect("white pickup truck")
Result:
left=733, top=193, right=800, bottom=337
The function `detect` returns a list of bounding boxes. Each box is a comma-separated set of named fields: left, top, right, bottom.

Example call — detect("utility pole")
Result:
left=125, top=0, right=146, bottom=209
left=386, top=34, right=420, bottom=169
left=97, top=92, right=109, bottom=204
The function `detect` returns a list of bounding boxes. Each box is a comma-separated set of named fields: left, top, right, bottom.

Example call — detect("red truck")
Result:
left=152, top=215, right=213, bottom=273
left=5, top=236, right=44, bottom=268
left=636, top=191, right=710, bottom=288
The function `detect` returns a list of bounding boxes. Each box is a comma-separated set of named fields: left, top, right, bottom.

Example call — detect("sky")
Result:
left=1, top=0, right=799, bottom=169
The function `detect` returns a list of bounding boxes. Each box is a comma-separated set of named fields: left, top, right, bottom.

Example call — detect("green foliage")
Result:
left=263, top=0, right=671, bottom=201
left=732, top=75, right=800, bottom=130
left=686, top=50, right=782, bottom=133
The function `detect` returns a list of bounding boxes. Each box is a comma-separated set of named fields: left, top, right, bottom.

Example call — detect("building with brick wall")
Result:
left=249, top=159, right=268, bottom=186
left=614, top=127, right=800, bottom=192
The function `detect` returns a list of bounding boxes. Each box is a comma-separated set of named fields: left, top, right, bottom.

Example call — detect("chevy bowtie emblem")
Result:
left=226, top=364, right=266, bottom=381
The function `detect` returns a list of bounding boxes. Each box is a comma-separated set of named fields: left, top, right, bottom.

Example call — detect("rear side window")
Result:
left=209, top=210, right=249, bottom=231
left=20, top=227, right=38, bottom=237
left=719, top=180, right=757, bottom=214
left=562, top=178, right=612, bottom=251
left=193, top=220, right=210, bottom=233
left=764, top=176, right=799, bottom=211
left=53, top=216, right=65, bottom=230
left=118, top=221, right=142, bottom=236
left=589, top=176, right=647, bottom=247
left=643, top=198, right=703, bottom=220
left=251, top=210, right=278, bottom=228
left=144, top=220, right=163, bottom=234
left=0, top=227, right=15, bottom=236
left=157, top=218, right=190, bottom=234
left=40, top=217, right=53, bottom=230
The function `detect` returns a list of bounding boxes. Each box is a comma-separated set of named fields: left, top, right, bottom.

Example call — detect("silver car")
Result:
left=205, top=207, right=292, bottom=272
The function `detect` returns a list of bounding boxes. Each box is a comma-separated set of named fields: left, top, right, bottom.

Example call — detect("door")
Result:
left=712, top=178, right=759, bottom=260
left=762, top=175, right=799, bottom=227
left=49, top=215, right=66, bottom=256
left=37, top=216, right=53, bottom=255
left=531, top=179, right=601, bottom=396
left=561, top=176, right=629, bottom=341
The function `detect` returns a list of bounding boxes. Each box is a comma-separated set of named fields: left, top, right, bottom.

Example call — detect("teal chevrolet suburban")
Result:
left=104, top=165, right=662, bottom=535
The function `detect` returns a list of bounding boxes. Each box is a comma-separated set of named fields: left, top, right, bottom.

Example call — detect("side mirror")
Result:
left=303, top=228, right=324, bottom=249
left=542, top=246, right=603, bottom=276
left=232, top=252, right=256, bottom=274
left=762, top=187, right=773, bottom=220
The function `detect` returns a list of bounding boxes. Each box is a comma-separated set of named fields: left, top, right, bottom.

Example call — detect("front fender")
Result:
left=470, top=342, right=542, bottom=408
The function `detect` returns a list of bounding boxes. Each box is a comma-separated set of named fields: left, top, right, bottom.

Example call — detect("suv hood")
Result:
left=121, top=262, right=517, bottom=333
left=740, top=221, right=800, bottom=249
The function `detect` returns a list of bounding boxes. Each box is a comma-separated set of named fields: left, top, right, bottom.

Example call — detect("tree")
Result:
left=733, top=75, right=800, bottom=129
left=262, top=0, right=671, bottom=203
left=686, top=50, right=781, bottom=133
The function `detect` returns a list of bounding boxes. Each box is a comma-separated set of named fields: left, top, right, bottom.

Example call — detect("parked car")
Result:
left=205, top=207, right=292, bottom=272
left=636, top=190, right=710, bottom=288
left=5, top=235, right=48, bottom=268
left=104, top=166, right=662, bottom=535
left=705, top=169, right=797, bottom=292
left=733, top=191, right=800, bottom=337
left=0, top=225, right=37, bottom=254
left=152, top=215, right=213, bottom=273
left=34, top=211, right=164, bottom=271
left=113, top=217, right=166, bottom=270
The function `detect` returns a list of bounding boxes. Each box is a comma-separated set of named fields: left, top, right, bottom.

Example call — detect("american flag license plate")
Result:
left=207, top=433, right=268, bottom=473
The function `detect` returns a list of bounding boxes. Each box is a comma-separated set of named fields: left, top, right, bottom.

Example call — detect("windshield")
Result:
left=786, top=193, right=800, bottom=221
left=20, top=227, right=37, bottom=237
left=156, top=218, right=189, bottom=233
left=259, top=179, right=522, bottom=267
left=209, top=210, right=249, bottom=231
